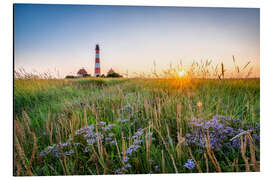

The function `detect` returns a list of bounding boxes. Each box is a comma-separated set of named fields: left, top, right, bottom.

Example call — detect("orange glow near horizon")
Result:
left=178, top=70, right=185, bottom=77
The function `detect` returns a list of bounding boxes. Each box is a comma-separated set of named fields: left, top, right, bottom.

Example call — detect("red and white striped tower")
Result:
left=94, top=44, right=101, bottom=77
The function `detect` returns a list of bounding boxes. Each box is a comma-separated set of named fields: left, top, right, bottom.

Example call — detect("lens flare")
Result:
left=178, top=70, right=185, bottom=77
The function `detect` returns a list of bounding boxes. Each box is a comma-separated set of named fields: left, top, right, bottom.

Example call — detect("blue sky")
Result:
left=14, top=4, right=260, bottom=77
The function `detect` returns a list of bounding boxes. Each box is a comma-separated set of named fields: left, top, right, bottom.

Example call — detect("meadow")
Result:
left=14, top=68, right=260, bottom=175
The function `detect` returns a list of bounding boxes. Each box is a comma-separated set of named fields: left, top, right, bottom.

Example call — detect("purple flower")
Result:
left=108, top=124, right=116, bottom=128
left=135, top=130, right=143, bottom=137
left=99, top=121, right=106, bottom=126
left=123, top=156, right=129, bottom=163
left=118, top=119, right=128, bottom=123
left=126, top=147, right=134, bottom=156
left=134, top=139, right=143, bottom=144
left=108, top=133, right=114, bottom=137
left=110, top=140, right=116, bottom=146
left=116, top=168, right=122, bottom=174
left=64, top=149, right=74, bottom=156
left=184, top=159, right=195, bottom=170
left=84, top=146, right=90, bottom=153
left=125, top=163, right=132, bottom=168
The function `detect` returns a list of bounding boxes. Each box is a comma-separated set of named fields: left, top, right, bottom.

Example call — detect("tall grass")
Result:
left=13, top=60, right=260, bottom=175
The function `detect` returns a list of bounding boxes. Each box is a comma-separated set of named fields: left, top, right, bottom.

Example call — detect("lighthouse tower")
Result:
left=94, top=44, right=101, bottom=77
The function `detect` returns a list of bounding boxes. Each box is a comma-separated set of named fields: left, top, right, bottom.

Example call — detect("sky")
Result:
left=14, top=4, right=260, bottom=78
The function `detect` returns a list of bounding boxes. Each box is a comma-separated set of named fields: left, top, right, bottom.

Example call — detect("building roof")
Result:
left=77, top=68, right=88, bottom=75
left=107, top=68, right=115, bottom=75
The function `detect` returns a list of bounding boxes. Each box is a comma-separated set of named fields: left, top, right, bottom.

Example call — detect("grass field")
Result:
left=13, top=76, right=260, bottom=175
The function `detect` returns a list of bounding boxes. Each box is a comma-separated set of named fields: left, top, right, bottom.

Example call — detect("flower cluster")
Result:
left=40, top=137, right=75, bottom=158
left=184, top=159, right=195, bottom=170
left=116, top=128, right=145, bottom=174
left=40, top=122, right=117, bottom=158
left=184, top=115, right=260, bottom=151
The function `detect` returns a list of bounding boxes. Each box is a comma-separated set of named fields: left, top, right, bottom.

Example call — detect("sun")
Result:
left=178, top=70, right=185, bottom=77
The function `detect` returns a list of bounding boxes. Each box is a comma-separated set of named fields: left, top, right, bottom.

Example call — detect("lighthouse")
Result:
left=94, top=44, right=101, bottom=77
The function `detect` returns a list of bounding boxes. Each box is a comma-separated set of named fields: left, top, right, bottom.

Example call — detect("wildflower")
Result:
left=108, top=124, right=116, bottom=129
left=84, top=146, right=90, bottom=153
left=154, top=165, right=159, bottom=171
left=40, top=150, right=48, bottom=157
left=61, top=142, right=70, bottom=148
left=126, top=147, right=134, bottom=156
left=134, top=139, right=143, bottom=144
left=118, top=119, right=128, bottom=123
left=134, top=145, right=141, bottom=152
left=121, top=167, right=128, bottom=172
left=87, top=138, right=96, bottom=145
left=102, top=127, right=110, bottom=131
left=125, top=163, right=132, bottom=168
left=135, top=130, right=143, bottom=137
left=99, top=121, right=106, bottom=126
left=185, top=115, right=238, bottom=150
left=123, top=156, right=129, bottom=163
left=184, top=159, right=195, bottom=170
left=110, top=140, right=116, bottom=146
left=108, top=133, right=114, bottom=137
left=65, top=149, right=74, bottom=156
left=116, top=168, right=122, bottom=174
left=196, top=101, right=202, bottom=107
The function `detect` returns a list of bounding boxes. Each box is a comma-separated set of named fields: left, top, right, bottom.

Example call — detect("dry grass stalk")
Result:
left=83, top=106, right=88, bottom=127
left=153, top=107, right=161, bottom=130
left=103, top=147, right=110, bottom=168
left=26, top=132, right=37, bottom=176
left=56, top=135, right=68, bottom=175
left=235, top=158, right=239, bottom=172
left=187, top=148, right=202, bottom=173
left=157, top=97, right=161, bottom=119
left=95, top=116, right=106, bottom=171
left=203, top=152, right=209, bottom=173
left=14, top=119, right=26, bottom=141
left=144, top=99, right=150, bottom=116
left=145, top=121, right=152, bottom=169
left=176, top=104, right=181, bottom=132
left=240, top=135, right=250, bottom=172
left=14, top=134, right=27, bottom=169
left=95, top=162, right=100, bottom=175
left=161, top=149, right=165, bottom=173
left=114, top=138, right=124, bottom=166
left=46, top=112, right=53, bottom=145
left=14, top=152, right=21, bottom=176
left=176, top=132, right=184, bottom=159
left=247, top=133, right=259, bottom=171
left=22, top=111, right=32, bottom=135
left=121, top=132, right=126, bottom=158
left=91, top=142, right=106, bottom=173
left=70, top=112, right=75, bottom=138
left=153, top=126, right=178, bottom=173
left=204, top=131, right=221, bottom=172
